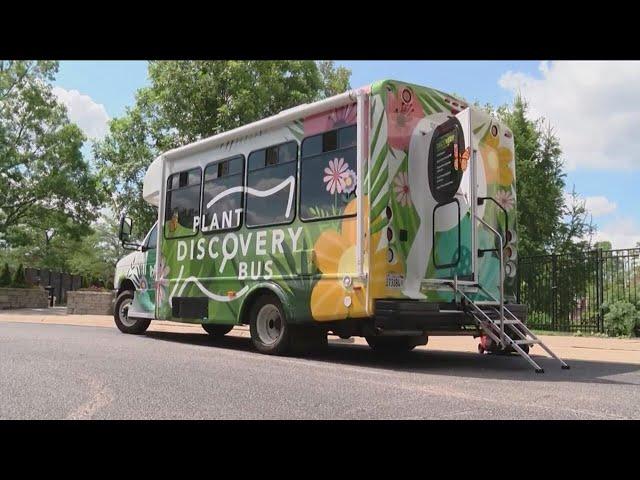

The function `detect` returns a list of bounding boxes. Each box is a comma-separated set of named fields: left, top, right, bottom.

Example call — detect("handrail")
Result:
left=475, top=213, right=505, bottom=344
left=477, top=196, right=509, bottom=249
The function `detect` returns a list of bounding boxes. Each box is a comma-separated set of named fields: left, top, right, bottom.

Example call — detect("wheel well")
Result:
left=118, top=279, right=136, bottom=295
left=239, top=287, right=280, bottom=325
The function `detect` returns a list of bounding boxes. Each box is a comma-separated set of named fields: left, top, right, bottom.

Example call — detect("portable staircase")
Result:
left=441, top=207, right=570, bottom=373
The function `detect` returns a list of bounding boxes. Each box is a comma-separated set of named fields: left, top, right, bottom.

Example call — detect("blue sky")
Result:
left=53, top=60, right=640, bottom=249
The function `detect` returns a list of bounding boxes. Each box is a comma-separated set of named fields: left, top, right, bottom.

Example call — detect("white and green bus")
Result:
left=113, top=79, right=535, bottom=360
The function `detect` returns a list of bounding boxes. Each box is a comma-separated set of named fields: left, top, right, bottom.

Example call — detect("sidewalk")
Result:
left=2, top=307, right=640, bottom=365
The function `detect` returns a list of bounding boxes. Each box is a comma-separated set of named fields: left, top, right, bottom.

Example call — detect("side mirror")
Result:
left=119, top=215, right=133, bottom=243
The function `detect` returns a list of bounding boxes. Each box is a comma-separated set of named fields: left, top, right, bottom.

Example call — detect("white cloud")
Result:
left=52, top=86, right=110, bottom=140
left=584, top=196, right=617, bottom=217
left=499, top=61, right=640, bottom=171
left=593, top=217, right=640, bottom=249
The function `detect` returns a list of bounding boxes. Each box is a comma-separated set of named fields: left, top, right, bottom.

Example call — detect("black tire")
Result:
left=249, top=293, right=292, bottom=355
left=249, top=293, right=328, bottom=356
left=365, top=335, right=428, bottom=353
left=202, top=324, right=234, bottom=337
left=113, top=290, right=151, bottom=334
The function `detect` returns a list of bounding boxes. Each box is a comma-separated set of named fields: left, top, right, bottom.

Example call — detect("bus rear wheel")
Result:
left=202, top=324, right=234, bottom=337
left=248, top=294, right=327, bottom=356
left=114, top=290, right=151, bottom=335
left=249, top=294, right=291, bottom=355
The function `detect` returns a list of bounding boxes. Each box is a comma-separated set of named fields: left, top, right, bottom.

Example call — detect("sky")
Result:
left=53, top=60, right=640, bottom=249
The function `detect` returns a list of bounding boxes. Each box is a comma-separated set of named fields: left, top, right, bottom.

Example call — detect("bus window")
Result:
left=165, top=167, right=202, bottom=238
left=246, top=141, right=298, bottom=228
left=202, top=155, right=244, bottom=232
left=428, top=118, right=464, bottom=203
left=300, top=125, right=357, bottom=221
left=145, top=223, right=158, bottom=249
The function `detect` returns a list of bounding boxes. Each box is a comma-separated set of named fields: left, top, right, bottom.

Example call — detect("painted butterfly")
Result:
left=453, top=145, right=470, bottom=172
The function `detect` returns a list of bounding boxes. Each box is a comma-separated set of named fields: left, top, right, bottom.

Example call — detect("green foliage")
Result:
left=66, top=211, right=127, bottom=286
left=494, top=97, right=567, bottom=256
left=0, top=263, right=11, bottom=286
left=11, top=263, right=27, bottom=288
left=317, top=61, right=351, bottom=98
left=602, top=301, right=639, bottom=337
left=0, top=60, right=104, bottom=249
left=94, top=61, right=352, bottom=234
left=594, top=240, right=612, bottom=251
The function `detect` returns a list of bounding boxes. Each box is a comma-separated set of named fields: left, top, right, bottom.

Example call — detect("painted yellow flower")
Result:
left=310, top=199, right=366, bottom=321
left=480, top=128, right=513, bottom=186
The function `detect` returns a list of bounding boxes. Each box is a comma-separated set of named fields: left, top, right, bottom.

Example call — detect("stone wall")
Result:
left=67, top=291, right=115, bottom=315
left=0, top=287, right=50, bottom=309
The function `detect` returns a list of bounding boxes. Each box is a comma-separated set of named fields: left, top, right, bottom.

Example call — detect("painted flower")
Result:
left=494, top=189, right=515, bottom=211
left=393, top=171, right=412, bottom=207
left=479, top=126, right=513, bottom=186
left=386, top=85, right=425, bottom=151
left=343, top=169, right=357, bottom=195
left=304, top=104, right=357, bottom=136
left=154, top=256, right=170, bottom=305
left=310, top=199, right=365, bottom=321
left=323, top=157, right=349, bottom=194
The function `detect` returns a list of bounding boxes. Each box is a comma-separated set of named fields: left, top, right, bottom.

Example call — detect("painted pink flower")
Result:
left=393, top=171, right=412, bottom=207
left=494, top=189, right=515, bottom=211
left=343, top=169, right=357, bottom=195
left=323, top=157, right=349, bottom=194
left=386, top=85, right=425, bottom=151
left=304, top=104, right=357, bottom=136
left=154, top=256, right=170, bottom=305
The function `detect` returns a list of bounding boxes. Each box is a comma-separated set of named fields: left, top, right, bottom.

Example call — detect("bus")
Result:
left=113, top=78, right=547, bottom=365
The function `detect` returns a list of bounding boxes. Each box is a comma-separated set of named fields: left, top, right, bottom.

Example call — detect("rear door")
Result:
left=428, top=109, right=474, bottom=283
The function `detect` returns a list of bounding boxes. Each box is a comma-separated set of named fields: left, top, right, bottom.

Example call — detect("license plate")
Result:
left=386, top=273, right=404, bottom=289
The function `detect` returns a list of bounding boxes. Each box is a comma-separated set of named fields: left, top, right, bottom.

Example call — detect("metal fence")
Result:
left=517, top=248, right=640, bottom=333
left=24, top=268, right=83, bottom=305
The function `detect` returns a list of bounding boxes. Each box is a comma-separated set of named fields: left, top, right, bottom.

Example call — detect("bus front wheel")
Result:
left=114, top=290, right=151, bottom=335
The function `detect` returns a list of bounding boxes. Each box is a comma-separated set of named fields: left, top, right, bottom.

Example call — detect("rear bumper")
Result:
left=372, top=300, right=528, bottom=335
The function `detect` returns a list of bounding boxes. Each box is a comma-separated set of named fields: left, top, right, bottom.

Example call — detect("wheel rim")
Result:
left=255, top=304, right=282, bottom=345
left=119, top=298, right=136, bottom=327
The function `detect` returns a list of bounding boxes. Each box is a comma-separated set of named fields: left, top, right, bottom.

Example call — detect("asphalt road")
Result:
left=2, top=321, right=639, bottom=419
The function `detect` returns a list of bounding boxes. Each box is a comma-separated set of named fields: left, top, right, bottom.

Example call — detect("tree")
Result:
left=12, top=264, right=27, bottom=287
left=552, top=186, right=596, bottom=255
left=595, top=241, right=612, bottom=251
left=495, top=96, right=567, bottom=256
left=0, top=263, right=10, bottom=287
left=0, top=61, right=104, bottom=246
left=67, top=210, right=127, bottom=287
left=317, top=61, right=351, bottom=98
left=94, top=61, right=352, bottom=233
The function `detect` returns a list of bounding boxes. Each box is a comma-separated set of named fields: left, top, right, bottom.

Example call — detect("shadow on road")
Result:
left=144, top=331, right=640, bottom=385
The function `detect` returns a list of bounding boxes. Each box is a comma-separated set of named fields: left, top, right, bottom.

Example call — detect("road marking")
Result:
left=66, top=375, right=113, bottom=420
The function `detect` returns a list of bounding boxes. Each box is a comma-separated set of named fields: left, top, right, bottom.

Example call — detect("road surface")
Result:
left=1, top=321, right=639, bottom=419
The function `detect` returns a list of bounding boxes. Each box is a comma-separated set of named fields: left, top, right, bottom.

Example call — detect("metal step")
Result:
left=440, top=278, right=570, bottom=373
left=478, top=318, right=520, bottom=325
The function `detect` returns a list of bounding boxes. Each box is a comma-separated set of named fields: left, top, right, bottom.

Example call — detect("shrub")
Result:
left=0, top=263, right=11, bottom=287
left=11, top=264, right=28, bottom=288
left=603, top=301, right=640, bottom=337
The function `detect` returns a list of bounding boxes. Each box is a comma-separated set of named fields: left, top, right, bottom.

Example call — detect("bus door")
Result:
left=425, top=109, right=475, bottom=285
